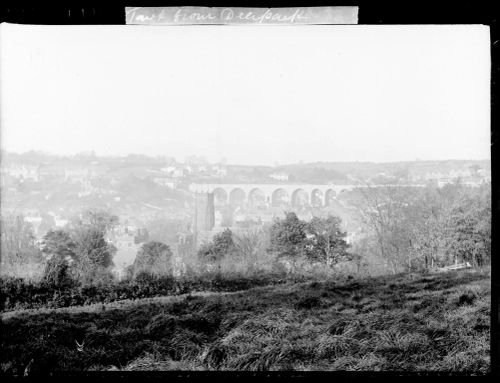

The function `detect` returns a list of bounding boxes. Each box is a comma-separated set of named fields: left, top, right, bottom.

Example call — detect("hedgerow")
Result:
left=0, top=272, right=297, bottom=312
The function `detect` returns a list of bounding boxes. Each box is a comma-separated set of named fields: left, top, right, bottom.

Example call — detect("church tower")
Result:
left=193, top=192, right=215, bottom=246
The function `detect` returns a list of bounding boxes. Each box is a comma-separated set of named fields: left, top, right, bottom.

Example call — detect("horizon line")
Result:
left=0, top=149, right=491, bottom=167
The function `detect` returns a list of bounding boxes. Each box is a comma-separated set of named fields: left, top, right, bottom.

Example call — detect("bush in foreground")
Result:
left=0, top=270, right=296, bottom=312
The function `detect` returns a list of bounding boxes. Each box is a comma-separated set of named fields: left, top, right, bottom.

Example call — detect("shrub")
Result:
left=132, top=241, right=173, bottom=277
left=457, top=291, right=477, bottom=306
left=198, top=229, right=236, bottom=265
left=79, top=267, right=115, bottom=287
left=2, top=269, right=311, bottom=312
left=42, top=257, right=75, bottom=289
left=295, top=296, right=322, bottom=310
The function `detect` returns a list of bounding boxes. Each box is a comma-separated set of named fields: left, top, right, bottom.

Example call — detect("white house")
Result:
left=110, top=233, right=141, bottom=274
left=269, top=172, right=289, bottom=181
left=3, top=165, right=39, bottom=181
left=153, top=177, right=178, bottom=189
left=213, top=165, right=228, bottom=178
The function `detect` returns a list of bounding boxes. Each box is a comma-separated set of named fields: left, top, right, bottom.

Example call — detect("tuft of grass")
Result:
left=457, top=290, right=477, bottom=306
left=295, top=296, right=322, bottom=310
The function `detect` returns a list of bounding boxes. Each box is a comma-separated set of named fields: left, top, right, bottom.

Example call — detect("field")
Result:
left=1, top=268, right=490, bottom=374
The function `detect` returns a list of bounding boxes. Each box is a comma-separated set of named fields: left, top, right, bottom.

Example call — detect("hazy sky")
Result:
left=0, top=24, right=490, bottom=165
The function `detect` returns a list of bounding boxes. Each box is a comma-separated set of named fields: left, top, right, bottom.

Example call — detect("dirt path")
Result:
left=1, top=289, right=250, bottom=321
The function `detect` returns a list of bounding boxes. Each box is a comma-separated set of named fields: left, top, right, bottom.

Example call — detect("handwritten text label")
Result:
left=126, top=7, right=359, bottom=25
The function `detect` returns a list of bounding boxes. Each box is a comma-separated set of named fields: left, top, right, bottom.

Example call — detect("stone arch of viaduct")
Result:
left=189, top=183, right=358, bottom=208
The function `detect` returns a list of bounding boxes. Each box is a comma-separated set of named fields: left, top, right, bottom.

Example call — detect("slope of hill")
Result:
left=1, top=268, right=489, bottom=374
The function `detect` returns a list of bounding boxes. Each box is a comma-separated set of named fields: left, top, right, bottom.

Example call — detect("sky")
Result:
left=0, top=24, right=491, bottom=166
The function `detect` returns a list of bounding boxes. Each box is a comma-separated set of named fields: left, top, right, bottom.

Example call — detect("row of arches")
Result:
left=212, top=187, right=343, bottom=208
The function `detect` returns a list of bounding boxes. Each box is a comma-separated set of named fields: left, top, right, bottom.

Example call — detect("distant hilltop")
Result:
left=1, top=150, right=490, bottom=185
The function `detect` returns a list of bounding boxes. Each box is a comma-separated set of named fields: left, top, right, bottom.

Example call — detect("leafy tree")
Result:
left=268, top=212, right=307, bottom=260
left=69, top=209, right=118, bottom=234
left=42, top=257, right=75, bottom=289
left=40, top=229, right=77, bottom=287
left=69, top=210, right=117, bottom=283
left=132, top=241, right=173, bottom=276
left=305, top=216, right=351, bottom=265
left=41, top=230, right=76, bottom=261
left=268, top=213, right=353, bottom=270
left=73, top=227, right=115, bottom=269
left=198, top=228, right=235, bottom=264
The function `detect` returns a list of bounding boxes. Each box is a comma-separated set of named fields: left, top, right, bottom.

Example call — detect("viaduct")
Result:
left=189, top=183, right=359, bottom=208
left=189, top=182, right=426, bottom=242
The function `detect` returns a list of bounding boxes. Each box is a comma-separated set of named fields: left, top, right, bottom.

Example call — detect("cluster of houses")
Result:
left=15, top=210, right=69, bottom=239
left=150, top=163, right=228, bottom=189
left=1, top=162, right=107, bottom=183
left=409, top=167, right=491, bottom=187
left=366, top=166, right=490, bottom=188
left=0, top=160, right=229, bottom=224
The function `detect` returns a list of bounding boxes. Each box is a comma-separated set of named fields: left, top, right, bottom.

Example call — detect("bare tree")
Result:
left=233, top=228, right=264, bottom=272
left=0, top=214, right=42, bottom=269
left=354, top=180, right=490, bottom=273
left=354, top=184, right=418, bottom=274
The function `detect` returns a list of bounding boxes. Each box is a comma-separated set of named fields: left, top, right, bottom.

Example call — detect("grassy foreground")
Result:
left=1, top=268, right=490, bottom=374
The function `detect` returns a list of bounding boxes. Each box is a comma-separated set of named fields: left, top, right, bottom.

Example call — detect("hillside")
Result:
left=1, top=268, right=490, bottom=374
left=1, top=151, right=490, bottom=230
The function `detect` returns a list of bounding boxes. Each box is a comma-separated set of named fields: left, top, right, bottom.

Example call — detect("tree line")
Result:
left=0, top=181, right=491, bottom=289
left=354, top=181, right=491, bottom=273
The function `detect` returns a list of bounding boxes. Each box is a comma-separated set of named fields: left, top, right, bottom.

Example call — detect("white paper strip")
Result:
left=125, top=6, right=359, bottom=25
